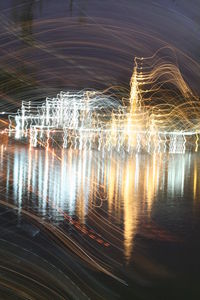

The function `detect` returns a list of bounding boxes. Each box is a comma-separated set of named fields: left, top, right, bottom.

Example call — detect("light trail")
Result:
left=7, top=48, right=200, bottom=154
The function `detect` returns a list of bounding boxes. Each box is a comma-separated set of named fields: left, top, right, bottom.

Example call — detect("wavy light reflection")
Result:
left=0, top=141, right=199, bottom=262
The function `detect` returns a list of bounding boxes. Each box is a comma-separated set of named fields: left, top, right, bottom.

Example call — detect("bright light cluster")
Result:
left=8, top=48, right=200, bottom=153
left=8, top=90, right=127, bottom=150
left=8, top=89, right=198, bottom=154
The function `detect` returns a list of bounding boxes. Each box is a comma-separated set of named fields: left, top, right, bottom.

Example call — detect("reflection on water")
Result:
left=0, top=139, right=199, bottom=261
left=1, top=136, right=200, bottom=299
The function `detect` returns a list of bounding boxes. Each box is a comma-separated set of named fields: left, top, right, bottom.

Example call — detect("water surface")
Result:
left=0, top=137, right=200, bottom=299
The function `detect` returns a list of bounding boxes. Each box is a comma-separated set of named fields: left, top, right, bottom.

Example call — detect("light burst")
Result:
left=8, top=48, right=200, bottom=153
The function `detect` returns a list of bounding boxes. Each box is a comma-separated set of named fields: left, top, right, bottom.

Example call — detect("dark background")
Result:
left=0, top=0, right=200, bottom=112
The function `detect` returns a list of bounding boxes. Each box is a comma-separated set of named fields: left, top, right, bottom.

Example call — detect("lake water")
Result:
left=0, top=136, right=200, bottom=299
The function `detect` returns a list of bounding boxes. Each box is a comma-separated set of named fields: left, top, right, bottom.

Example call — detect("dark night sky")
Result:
left=0, top=0, right=200, bottom=110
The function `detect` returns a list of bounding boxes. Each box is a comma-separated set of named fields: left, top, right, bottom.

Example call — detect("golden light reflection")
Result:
left=0, top=140, right=198, bottom=262
left=193, top=158, right=197, bottom=201
left=122, top=158, right=138, bottom=260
